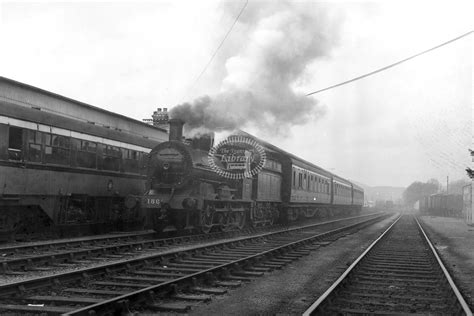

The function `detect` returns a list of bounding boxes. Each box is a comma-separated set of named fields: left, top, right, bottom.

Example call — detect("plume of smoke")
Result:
left=171, top=1, right=341, bottom=136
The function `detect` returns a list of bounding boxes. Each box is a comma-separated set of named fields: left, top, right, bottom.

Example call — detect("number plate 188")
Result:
left=141, top=197, right=161, bottom=208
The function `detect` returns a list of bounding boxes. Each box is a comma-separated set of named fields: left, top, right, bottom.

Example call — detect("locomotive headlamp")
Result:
left=163, top=162, right=170, bottom=170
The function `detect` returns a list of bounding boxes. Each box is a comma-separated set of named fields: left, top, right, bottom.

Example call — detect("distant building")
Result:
left=143, top=107, right=169, bottom=132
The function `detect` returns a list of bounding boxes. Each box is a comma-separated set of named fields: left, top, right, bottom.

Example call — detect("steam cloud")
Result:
left=171, top=2, right=341, bottom=135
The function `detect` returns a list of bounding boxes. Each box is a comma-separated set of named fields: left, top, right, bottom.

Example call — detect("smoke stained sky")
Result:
left=0, top=0, right=471, bottom=187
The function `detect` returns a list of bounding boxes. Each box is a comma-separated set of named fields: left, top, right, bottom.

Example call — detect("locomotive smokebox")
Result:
left=168, top=118, right=184, bottom=141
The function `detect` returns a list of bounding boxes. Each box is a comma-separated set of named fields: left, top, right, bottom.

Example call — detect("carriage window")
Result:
left=122, top=148, right=139, bottom=173
left=105, top=145, right=121, bottom=157
left=44, top=134, right=70, bottom=165
left=82, top=141, right=97, bottom=152
left=71, top=138, right=80, bottom=150
left=28, top=130, right=42, bottom=162
left=293, top=170, right=296, bottom=187
left=28, top=130, right=41, bottom=144
left=8, top=126, right=23, bottom=160
left=75, top=140, right=97, bottom=169
left=45, top=134, right=51, bottom=147
left=139, top=151, right=149, bottom=175
left=103, top=145, right=121, bottom=171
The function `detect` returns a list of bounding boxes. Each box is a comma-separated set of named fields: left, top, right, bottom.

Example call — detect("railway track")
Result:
left=303, top=214, right=473, bottom=316
left=0, top=228, right=256, bottom=276
left=0, top=231, right=156, bottom=273
left=0, top=213, right=389, bottom=315
left=0, top=213, right=378, bottom=276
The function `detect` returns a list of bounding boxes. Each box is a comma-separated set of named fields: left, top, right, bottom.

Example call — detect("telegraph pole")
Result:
left=446, top=176, right=449, bottom=194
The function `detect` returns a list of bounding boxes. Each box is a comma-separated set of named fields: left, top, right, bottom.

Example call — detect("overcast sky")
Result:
left=0, top=0, right=472, bottom=187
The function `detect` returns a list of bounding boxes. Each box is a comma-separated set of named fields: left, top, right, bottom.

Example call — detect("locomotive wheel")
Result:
left=200, top=206, right=214, bottom=234
left=235, top=211, right=246, bottom=230
left=266, top=213, right=274, bottom=226
left=221, top=211, right=246, bottom=232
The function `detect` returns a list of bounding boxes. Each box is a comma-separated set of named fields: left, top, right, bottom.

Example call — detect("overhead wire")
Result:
left=306, top=30, right=473, bottom=96
left=306, top=30, right=473, bottom=178
left=192, top=0, right=249, bottom=87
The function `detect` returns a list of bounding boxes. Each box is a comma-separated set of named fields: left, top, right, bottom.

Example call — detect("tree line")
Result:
left=403, top=178, right=470, bottom=206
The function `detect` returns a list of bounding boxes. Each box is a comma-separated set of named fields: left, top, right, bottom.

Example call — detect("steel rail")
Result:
left=0, top=213, right=379, bottom=254
left=0, top=222, right=283, bottom=273
left=415, top=217, right=472, bottom=316
left=0, top=213, right=384, bottom=296
left=64, top=214, right=388, bottom=316
left=303, top=214, right=473, bottom=316
left=0, top=231, right=155, bottom=253
left=302, top=213, right=401, bottom=316
left=0, top=230, right=239, bottom=273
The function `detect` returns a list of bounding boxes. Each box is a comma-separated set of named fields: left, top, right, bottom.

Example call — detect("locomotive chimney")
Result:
left=168, top=118, right=184, bottom=141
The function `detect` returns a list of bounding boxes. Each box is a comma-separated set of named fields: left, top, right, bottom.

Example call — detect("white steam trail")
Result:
left=171, top=1, right=341, bottom=136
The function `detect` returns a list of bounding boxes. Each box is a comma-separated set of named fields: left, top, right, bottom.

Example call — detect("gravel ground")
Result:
left=418, top=215, right=474, bottom=309
left=189, top=213, right=399, bottom=316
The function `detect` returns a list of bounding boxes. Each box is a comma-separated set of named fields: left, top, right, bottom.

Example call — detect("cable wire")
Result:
left=306, top=30, right=473, bottom=96
left=193, top=0, right=249, bottom=86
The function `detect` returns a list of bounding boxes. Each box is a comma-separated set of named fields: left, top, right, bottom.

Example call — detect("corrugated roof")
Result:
left=0, top=76, right=168, bottom=133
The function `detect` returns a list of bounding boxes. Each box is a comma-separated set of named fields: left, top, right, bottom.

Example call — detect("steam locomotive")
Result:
left=142, top=119, right=364, bottom=234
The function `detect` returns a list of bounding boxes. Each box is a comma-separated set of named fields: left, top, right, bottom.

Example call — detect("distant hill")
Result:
left=351, top=181, right=405, bottom=204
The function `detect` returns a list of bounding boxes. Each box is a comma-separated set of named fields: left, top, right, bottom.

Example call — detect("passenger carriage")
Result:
left=0, top=77, right=167, bottom=240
